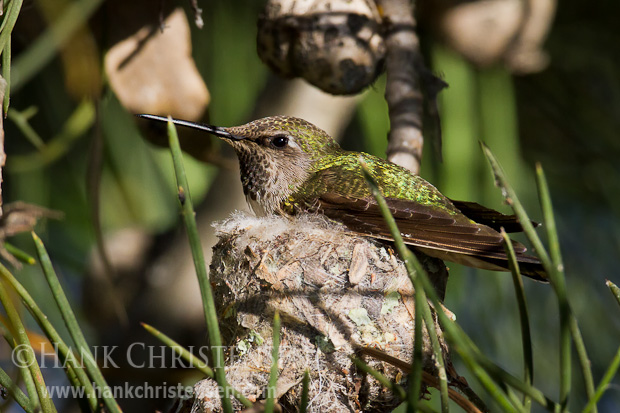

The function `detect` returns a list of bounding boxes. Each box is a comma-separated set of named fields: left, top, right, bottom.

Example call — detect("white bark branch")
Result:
left=379, top=0, right=424, bottom=174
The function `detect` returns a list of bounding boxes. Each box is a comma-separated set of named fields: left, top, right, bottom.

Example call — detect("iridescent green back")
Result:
left=293, top=151, right=457, bottom=214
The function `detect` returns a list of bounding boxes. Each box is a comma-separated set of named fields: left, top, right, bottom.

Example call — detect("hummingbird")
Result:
left=138, top=114, right=546, bottom=281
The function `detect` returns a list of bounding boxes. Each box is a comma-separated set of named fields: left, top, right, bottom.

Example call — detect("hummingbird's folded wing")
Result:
left=449, top=200, right=538, bottom=233
left=313, top=193, right=540, bottom=264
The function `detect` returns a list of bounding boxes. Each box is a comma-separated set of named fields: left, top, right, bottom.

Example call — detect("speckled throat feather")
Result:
left=228, top=139, right=312, bottom=216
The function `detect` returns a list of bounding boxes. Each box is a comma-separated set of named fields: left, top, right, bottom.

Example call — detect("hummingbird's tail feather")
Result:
left=515, top=262, right=548, bottom=282
left=417, top=247, right=548, bottom=282
left=478, top=256, right=548, bottom=282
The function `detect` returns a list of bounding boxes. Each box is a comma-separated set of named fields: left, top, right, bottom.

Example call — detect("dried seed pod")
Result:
left=257, top=0, right=386, bottom=95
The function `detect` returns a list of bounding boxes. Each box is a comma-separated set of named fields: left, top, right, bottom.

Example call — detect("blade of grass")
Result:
left=142, top=323, right=214, bottom=377
left=570, top=317, right=597, bottom=409
left=264, top=312, right=281, bottom=413
left=6, top=107, right=44, bottom=150
left=32, top=232, right=121, bottom=413
left=449, top=319, right=555, bottom=410
left=11, top=0, right=103, bottom=92
left=484, top=151, right=597, bottom=412
left=0, top=365, right=34, bottom=413
left=413, top=253, right=515, bottom=406
left=482, top=144, right=573, bottom=410
left=435, top=319, right=523, bottom=412
left=360, top=159, right=553, bottom=412
left=583, top=346, right=620, bottom=413
left=167, top=118, right=233, bottom=413
left=392, top=246, right=555, bottom=410
left=362, top=181, right=515, bottom=411
left=501, top=229, right=533, bottom=411
left=299, top=369, right=310, bottom=413
left=607, top=280, right=620, bottom=307
left=536, top=163, right=596, bottom=411
left=359, top=346, right=490, bottom=412
left=1, top=303, right=93, bottom=413
left=4, top=242, right=36, bottom=265
left=359, top=159, right=451, bottom=413
left=480, top=144, right=552, bottom=272
left=423, top=275, right=552, bottom=411
left=8, top=100, right=95, bottom=173
left=506, top=387, right=527, bottom=412
left=352, top=357, right=440, bottom=413
left=534, top=164, right=563, bottom=274
left=463, top=358, right=520, bottom=413
left=534, top=164, right=570, bottom=410
left=3, top=36, right=10, bottom=115
left=62, top=364, right=94, bottom=412
left=0, top=262, right=99, bottom=410
left=0, top=320, right=40, bottom=412
left=407, top=265, right=425, bottom=413
left=141, top=322, right=253, bottom=408
left=405, top=259, right=451, bottom=412
left=0, top=0, right=22, bottom=55
left=0, top=279, right=54, bottom=412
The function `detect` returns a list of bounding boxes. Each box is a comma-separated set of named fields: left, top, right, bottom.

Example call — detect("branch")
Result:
left=378, top=0, right=424, bottom=174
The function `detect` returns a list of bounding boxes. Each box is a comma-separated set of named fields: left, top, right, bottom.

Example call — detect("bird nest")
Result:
left=189, top=213, right=449, bottom=412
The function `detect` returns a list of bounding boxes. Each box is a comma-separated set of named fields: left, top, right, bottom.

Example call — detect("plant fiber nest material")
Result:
left=191, top=212, right=448, bottom=412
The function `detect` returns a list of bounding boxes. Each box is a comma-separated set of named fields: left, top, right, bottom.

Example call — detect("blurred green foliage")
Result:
left=1, top=0, right=618, bottom=411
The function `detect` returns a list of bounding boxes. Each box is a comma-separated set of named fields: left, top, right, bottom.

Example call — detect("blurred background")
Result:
left=0, top=0, right=619, bottom=411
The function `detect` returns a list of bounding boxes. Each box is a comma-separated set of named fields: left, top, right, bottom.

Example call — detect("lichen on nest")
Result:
left=190, top=212, right=447, bottom=413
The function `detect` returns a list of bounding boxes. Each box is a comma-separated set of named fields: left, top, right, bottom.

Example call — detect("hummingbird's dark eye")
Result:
left=270, top=135, right=289, bottom=148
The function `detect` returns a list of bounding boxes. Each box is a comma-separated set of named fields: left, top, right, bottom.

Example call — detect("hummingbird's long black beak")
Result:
left=136, top=114, right=245, bottom=141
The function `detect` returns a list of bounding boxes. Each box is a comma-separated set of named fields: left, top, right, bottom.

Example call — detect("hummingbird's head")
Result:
left=224, top=115, right=340, bottom=160
left=137, top=114, right=340, bottom=215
